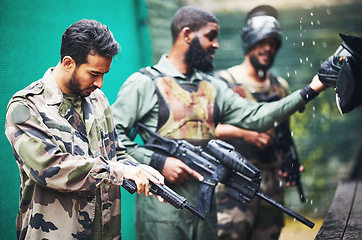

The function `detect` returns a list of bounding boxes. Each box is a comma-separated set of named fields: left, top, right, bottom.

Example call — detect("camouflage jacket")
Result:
left=5, top=68, right=129, bottom=240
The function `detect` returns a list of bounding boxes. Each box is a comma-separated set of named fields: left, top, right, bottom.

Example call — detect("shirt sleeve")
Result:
left=111, top=72, right=158, bottom=165
left=5, top=100, right=126, bottom=192
left=212, top=76, right=306, bottom=132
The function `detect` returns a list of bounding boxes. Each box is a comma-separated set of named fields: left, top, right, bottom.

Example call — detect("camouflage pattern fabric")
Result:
left=215, top=69, right=289, bottom=240
left=155, top=76, right=217, bottom=139
left=5, top=68, right=130, bottom=240
left=135, top=72, right=219, bottom=240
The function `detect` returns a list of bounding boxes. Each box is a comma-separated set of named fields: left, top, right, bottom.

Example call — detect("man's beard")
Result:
left=185, top=37, right=214, bottom=73
left=67, top=69, right=92, bottom=97
left=249, top=52, right=275, bottom=72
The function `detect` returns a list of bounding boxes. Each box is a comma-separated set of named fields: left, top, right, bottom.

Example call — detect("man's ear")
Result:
left=181, top=27, right=193, bottom=44
left=62, top=56, right=76, bottom=71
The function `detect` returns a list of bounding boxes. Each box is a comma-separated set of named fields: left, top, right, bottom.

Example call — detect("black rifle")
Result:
left=121, top=159, right=206, bottom=220
left=258, top=93, right=306, bottom=203
left=136, top=123, right=314, bottom=229
left=274, top=120, right=306, bottom=202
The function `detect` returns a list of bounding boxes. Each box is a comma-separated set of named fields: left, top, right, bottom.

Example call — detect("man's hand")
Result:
left=123, top=164, right=165, bottom=202
left=245, top=131, right=273, bottom=150
left=215, top=124, right=273, bottom=150
left=162, top=157, right=204, bottom=184
left=278, top=165, right=304, bottom=187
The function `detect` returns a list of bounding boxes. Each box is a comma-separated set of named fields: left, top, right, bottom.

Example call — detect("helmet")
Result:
left=241, top=5, right=282, bottom=54
left=335, top=33, right=362, bottom=114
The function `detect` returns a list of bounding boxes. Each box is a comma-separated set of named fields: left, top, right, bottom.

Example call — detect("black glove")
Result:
left=335, top=33, right=362, bottom=114
left=317, top=54, right=345, bottom=88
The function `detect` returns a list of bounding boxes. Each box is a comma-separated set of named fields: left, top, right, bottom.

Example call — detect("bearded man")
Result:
left=213, top=5, right=303, bottom=240
left=112, top=6, right=329, bottom=240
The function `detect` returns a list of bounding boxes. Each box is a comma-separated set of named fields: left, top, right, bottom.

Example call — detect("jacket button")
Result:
left=87, top=195, right=93, bottom=202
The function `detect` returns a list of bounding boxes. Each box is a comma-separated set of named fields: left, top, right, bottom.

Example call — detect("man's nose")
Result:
left=93, top=77, right=104, bottom=89
left=213, top=39, right=219, bottom=49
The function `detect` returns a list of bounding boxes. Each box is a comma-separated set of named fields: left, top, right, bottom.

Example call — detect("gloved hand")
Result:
left=317, top=48, right=348, bottom=87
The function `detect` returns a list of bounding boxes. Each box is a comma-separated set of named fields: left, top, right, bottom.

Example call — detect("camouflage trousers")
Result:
left=216, top=167, right=284, bottom=240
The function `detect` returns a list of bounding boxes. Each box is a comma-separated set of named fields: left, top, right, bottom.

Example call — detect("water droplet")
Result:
left=312, top=41, right=316, bottom=46
left=310, top=12, right=314, bottom=16
left=306, top=57, right=309, bottom=62
left=301, top=42, right=304, bottom=46
left=311, top=21, right=314, bottom=26
left=322, top=42, right=328, bottom=48
left=326, top=8, right=332, bottom=15
left=287, top=72, right=290, bottom=77
left=310, top=63, right=313, bottom=67
left=300, top=59, right=303, bottom=63
left=317, top=20, right=321, bottom=25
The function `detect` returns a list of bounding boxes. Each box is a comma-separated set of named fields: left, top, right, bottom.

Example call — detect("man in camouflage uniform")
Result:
left=213, top=5, right=300, bottom=240
left=5, top=19, right=164, bottom=240
left=111, top=6, right=329, bottom=240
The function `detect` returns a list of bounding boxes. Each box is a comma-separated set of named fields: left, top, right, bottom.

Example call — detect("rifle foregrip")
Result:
left=150, top=183, right=206, bottom=220
left=121, top=179, right=206, bottom=220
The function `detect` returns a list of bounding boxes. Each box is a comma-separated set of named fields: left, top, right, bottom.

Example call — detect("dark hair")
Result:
left=60, top=19, right=119, bottom=65
left=170, top=6, right=219, bottom=43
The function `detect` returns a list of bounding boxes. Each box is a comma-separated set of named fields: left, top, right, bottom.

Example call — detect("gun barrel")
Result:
left=256, top=191, right=315, bottom=229
left=184, top=202, right=207, bottom=220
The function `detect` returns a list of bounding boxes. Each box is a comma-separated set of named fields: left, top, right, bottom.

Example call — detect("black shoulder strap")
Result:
left=214, top=70, right=238, bottom=89
left=269, top=73, right=281, bottom=87
left=139, top=67, right=164, bottom=80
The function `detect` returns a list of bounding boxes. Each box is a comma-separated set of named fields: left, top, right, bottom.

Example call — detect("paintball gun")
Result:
left=121, top=159, right=206, bottom=220
left=257, top=92, right=306, bottom=203
left=136, top=123, right=314, bottom=229
left=274, top=120, right=306, bottom=202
